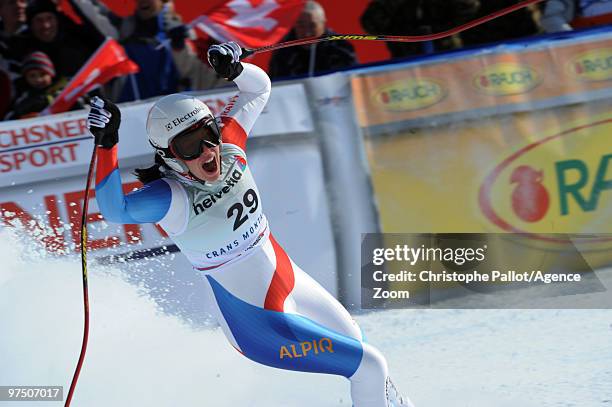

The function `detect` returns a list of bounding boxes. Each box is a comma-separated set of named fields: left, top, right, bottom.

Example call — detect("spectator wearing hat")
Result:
left=5, top=51, right=82, bottom=120
left=7, top=0, right=111, bottom=79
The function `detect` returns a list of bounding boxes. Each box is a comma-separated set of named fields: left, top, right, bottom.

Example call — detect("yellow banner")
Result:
left=363, top=106, right=612, bottom=234
left=352, top=37, right=612, bottom=126
left=352, top=33, right=612, bottom=269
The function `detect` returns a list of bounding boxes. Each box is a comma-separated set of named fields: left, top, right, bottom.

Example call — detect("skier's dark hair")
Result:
left=133, top=154, right=171, bottom=184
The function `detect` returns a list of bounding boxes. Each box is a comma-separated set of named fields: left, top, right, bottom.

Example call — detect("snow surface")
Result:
left=0, top=228, right=611, bottom=407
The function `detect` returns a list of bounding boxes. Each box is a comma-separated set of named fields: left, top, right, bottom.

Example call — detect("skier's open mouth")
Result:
left=202, top=156, right=218, bottom=174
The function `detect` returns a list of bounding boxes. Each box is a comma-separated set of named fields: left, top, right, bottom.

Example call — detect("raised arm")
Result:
left=89, top=97, right=178, bottom=226
left=207, top=42, right=272, bottom=151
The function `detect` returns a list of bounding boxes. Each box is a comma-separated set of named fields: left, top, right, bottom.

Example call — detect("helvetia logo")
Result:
left=192, top=169, right=243, bottom=216
left=473, top=63, right=541, bottom=96
left=372, top=78, right=445, bottom=112
left=568, top=48, right=612, bottom=82
left=478, top=116, right=612, bottom=242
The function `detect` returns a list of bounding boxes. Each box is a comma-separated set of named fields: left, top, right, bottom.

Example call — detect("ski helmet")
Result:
left=146, top=94, right=216, bottom=173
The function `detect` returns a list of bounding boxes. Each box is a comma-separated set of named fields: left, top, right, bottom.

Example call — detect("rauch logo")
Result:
left=568, top=48, right=612, bottom=82
left=372, top=78, right=445, bottom=112
left=473, top=63, right=541, bottom=96
left=478, top=116, right=612, bottom=242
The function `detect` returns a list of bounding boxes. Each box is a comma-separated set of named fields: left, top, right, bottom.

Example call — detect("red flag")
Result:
left=57, top=0, right=83, bottom=25
left=44, top=38, right=139, bottom=115
left=190, top=0, right=305, bottom=48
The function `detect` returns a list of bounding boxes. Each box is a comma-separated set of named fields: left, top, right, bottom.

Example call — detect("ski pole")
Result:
left=64, top=142, right=96, bottom=407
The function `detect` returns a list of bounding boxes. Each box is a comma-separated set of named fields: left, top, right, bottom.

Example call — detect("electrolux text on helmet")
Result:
left=165, top=106, right=206, bottom=131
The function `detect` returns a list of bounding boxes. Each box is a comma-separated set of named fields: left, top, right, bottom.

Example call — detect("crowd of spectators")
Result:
left=0, top=0, right=224, bottom=120
left=110, top=0, right=224, bottom=102
left=361, top=0, right=544, bottom=58
left=361, top=0, right=612, bottom=58
left=1, top=0, right=611, bottom=121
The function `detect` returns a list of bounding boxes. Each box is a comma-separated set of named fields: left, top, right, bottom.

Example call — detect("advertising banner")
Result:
left=0, top=83, right=313, bottom=188
left=351, top=32, right=612, bottom=274
left=352, top=34, right=612, bottom=127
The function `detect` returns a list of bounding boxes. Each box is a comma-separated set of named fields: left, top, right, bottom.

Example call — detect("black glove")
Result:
left=168, top=24, right=188, bottom=50
left=87, top=96, right=121, bottom=149
left=163, top=9, right=188, bottom=50
left=207, top=41, right=244, bottom=81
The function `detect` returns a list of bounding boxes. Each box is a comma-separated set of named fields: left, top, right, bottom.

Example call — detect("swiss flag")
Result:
left=44, top=38, right=139, bottom=115
left=190, top=0, right=305, bottom=49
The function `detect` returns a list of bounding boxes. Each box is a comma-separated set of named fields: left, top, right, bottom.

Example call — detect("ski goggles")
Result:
left=170, top=118, right=221, bottom=161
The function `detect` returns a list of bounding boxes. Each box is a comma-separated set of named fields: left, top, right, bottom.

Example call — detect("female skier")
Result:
left=88, top=41, right=413, bottom=407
